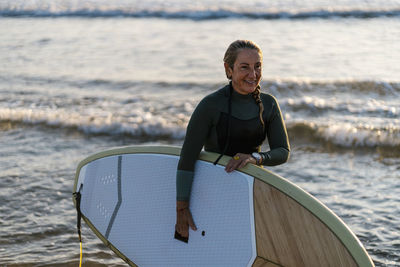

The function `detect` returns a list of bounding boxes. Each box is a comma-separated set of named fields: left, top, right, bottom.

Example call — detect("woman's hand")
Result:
left=175, top=201, right=197, bottom=241
left=225, top=153, right=256, bottom=173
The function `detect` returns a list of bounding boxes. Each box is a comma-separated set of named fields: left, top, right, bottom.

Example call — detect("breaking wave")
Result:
left=1, top=107, right=399, bottom=152
left=2, top=7, right=400, bottom=20
left=0, top=107, right=187, bottom=140
left=288, top=121, right=400, bottom=149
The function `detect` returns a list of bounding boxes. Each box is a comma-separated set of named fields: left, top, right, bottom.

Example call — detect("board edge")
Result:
left=72, top=145, right=374, bottom=267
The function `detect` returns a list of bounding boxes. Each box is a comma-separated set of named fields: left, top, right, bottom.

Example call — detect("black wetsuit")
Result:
left=177, top=84, right=290, bottom=201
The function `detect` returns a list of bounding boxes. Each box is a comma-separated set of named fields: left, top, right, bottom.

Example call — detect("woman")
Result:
left=175, top=40, right=290, bottom=241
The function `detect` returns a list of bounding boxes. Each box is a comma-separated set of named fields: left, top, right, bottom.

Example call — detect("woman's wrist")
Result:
left=251, top=152, right=262, bottom=165
left=177, top=201, right=189, bottom=212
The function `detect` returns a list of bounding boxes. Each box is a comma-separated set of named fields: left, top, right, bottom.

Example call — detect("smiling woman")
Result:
left=175, top=40, right=290, bottom=242
left=1, top=2, right=399, bottom=265
left=223, top=42, right=263, bottom=95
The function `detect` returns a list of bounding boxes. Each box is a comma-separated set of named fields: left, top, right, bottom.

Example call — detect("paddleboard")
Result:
left=72, top=145, right=374, bottom=267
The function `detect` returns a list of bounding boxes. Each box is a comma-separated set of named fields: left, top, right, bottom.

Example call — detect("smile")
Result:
left=245, top=80, right=257, bottom=84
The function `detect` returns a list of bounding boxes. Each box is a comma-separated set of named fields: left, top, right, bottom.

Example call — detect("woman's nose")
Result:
left=248, top=68, right=256, bottom=77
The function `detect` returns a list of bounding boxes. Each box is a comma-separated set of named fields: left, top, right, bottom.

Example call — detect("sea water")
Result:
left=0, top=0, right=399, bottom=266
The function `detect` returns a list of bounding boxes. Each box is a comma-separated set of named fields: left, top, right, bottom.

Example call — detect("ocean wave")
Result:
left=0, top=74, right=217, bottom=93
left=1, top=7, right=400, bottom=20
left=265, top=80, right=400, bottom=96
left=0, top=107, right=187, bottom=139
left=3, top=74, right=400, bottom=96
left=1, top=107, right=399, bottom=152
left=284, top=96, right=399, bottom=118
left=288, top=121, right=400, bottom=150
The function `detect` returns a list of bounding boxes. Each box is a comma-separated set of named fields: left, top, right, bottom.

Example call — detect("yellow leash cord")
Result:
left=73, top=186, right=84, bottom=267
left=79, top=241, right=83, bottom=267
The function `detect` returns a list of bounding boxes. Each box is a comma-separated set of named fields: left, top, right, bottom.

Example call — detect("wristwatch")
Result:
left=251, top=152, right=262, bottom=165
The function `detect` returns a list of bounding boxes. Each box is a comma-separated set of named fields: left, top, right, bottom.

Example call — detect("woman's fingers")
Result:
left=225, top=154, right=242, bottom=172
left=176, top=208, right=197, bottom=238
left=187, top=210, right=197, bottom=231
left=226, top=158, right=239, bottom=172
left=225, top=153, right=256, bottom=172
left=176, top=221, right=188, bottom=237
left=239, top=157, right=252, bottom=169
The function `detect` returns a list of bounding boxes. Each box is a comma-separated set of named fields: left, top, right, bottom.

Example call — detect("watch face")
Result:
left=252, top=152, right=262, bottom=165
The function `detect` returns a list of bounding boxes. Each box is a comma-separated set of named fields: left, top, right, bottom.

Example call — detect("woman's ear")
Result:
left=224, top=62, right=232, bottom=79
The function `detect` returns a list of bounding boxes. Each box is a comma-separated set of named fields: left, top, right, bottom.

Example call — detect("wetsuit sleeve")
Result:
left=261, top=96, right=290, bottom=166
left=176, top=98, right=214, bottom=201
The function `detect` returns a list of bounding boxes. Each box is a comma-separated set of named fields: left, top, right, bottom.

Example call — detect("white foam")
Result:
left=2, top=0, right=400, bottom=19
left=318, top=121, right=400, bottom=147
left=0, top=107, right=187, bottom=139
left=284, top=95, right=399, bottom=117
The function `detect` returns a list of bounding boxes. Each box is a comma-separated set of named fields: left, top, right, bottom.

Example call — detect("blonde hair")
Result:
left=223, top=40, right=265, bottom=130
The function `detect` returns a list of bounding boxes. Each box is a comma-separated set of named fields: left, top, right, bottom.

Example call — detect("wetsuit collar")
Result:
left=231, top=88, right=253, bottom=102
left=225, top=82, right=253, bottom=99
left=225, top=82, right=254, bottom=101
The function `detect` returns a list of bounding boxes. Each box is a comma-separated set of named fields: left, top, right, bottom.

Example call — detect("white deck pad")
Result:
left=78, top=153, right=256, bottom=267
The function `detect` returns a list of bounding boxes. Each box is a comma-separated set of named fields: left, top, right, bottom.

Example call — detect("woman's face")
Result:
left=225, top=49, right=262, bottom=95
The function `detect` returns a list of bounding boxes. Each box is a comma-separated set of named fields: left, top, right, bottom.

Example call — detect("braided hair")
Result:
left=223, top=40, right=265, bottom=131
left=251, top=85, right=265, bottom=131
